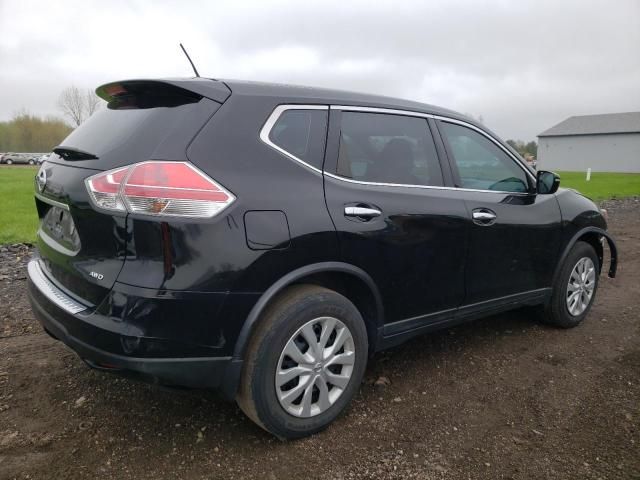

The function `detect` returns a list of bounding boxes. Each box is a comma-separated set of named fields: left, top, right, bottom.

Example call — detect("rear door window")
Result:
left=335, top=112, right=444, bottom=186
left=269, top=109, right=328, bottom=170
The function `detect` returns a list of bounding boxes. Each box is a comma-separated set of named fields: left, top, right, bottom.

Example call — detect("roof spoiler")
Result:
left=96, top=79, right=231, bottom=107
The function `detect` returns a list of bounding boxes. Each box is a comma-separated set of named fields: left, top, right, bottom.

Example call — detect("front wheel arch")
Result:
left=553, top=227, right=617, bottom=284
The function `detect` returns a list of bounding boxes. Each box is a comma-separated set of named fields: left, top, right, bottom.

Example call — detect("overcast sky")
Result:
left=1, top=0, right=639, bottom=140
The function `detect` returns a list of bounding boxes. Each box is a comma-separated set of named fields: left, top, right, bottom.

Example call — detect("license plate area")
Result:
left=39, top=205, right=81, bottom=256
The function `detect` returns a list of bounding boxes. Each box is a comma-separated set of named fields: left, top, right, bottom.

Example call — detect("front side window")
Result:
left=439, top=122, right=530, bottom=193
left=269, top=109, right=327, bottom=169
left=336, top=112, right=444, bottom=187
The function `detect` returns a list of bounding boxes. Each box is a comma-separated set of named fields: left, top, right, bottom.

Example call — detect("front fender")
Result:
left=554, top=227, right=618, bottom=281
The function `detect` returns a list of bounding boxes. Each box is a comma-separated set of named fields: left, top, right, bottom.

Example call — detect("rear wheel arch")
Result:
left=289, top=271, right=380, bottom=354
left=232, top=262, right=384, bottom=361
left=236, top=283, right=369, bottom=438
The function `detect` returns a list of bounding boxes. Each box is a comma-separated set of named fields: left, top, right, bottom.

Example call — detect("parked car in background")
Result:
left=1, top=152, right=37, bottom=165
left=27, top=78, right=618, bottom=439
left=37, top=154, right=50, bottom=165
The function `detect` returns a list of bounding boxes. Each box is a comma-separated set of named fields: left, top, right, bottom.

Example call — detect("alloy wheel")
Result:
left=566, top=257, right=596, bottom=316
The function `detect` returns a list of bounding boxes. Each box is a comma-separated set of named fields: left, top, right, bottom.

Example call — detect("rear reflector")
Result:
left=86, top=161, right=234, bottom=218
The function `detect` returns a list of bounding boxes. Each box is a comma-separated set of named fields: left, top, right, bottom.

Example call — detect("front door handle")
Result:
left=472, top=209, right=497, bottom=226
left=344, top=206, right=382, bottom=220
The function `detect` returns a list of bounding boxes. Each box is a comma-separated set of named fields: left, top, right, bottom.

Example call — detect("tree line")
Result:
left=0, top=86, right=104, bottom=153
left=0, top=113, right=72, bottom=153
left=466, top=113, right=538, bottom=159
left=506, top=139, right=538, bottom=158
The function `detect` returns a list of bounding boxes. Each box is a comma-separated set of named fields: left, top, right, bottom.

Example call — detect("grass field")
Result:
left=1, top=166, right=39, bottom=244
left=0, top=167, right=639, bottom=244
left=556, top=171, right=640, bottom=201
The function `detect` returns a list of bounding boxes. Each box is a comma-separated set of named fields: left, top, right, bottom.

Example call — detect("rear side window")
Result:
left=439, top=122, right=530, bottom=193
left=336, top=112, right=443, bottom=187
left=269, top=109, right=328, bottom=170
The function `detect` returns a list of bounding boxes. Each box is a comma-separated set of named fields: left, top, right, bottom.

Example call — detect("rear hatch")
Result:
left=34, top=79, right=229, bottom=307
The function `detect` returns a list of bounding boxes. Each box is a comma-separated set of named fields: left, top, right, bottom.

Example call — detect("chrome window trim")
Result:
left=259, top=103, right=535, bottom=195
left=330, top=105, right=537, bottom=185
left=35, top=192, right=70, bottom=211
left=331, top=104, right=434, bottom=119
left=323, top=171, right=530, bottom=196
left=259, top=104, right=329, bottom=175
left=27, top=260, right=87, bottom=314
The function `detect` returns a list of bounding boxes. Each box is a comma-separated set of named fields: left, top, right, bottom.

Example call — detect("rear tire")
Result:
left=6, top=159, right=12, bottom=165
left=541, top=241, right=600, bottom=328
left=237, top=284, right=368, bottom=439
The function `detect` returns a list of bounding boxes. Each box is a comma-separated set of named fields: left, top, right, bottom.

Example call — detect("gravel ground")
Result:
left=1, top=198, right=639, bottom=479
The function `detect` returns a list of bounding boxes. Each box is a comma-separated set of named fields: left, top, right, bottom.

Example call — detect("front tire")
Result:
left=542, top=241, right=600, bottom=328
left=237, top=284, right=368, bottom=439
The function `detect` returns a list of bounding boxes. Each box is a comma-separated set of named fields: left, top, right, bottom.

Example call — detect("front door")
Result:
left=435, top=119, right=563, bottom=305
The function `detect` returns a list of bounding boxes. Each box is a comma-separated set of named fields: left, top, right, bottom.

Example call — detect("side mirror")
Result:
left=536, top=170, right=560, bottom=194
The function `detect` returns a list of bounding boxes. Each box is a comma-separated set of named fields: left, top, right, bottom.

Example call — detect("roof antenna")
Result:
left=179, top=43, right=200, bottom=77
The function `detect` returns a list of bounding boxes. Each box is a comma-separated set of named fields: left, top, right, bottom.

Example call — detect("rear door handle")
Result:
left=344, top=206, right=382, bottom=220
left=472, top=209, right=497, bottom=226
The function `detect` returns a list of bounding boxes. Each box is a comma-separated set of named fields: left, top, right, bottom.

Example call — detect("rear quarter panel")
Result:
left=110, top=94, right=337, bottom=353
left=185, top=93, right=339, bottom=294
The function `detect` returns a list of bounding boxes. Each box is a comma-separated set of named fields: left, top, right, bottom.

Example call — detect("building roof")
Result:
left=538, top=112, right=640, bottom=137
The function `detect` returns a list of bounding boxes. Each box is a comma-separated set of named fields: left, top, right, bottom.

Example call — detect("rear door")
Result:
left=323, top=107, right=469, bottom=332
left=435, top=119, right=562, bottom=305
left=34, top=81, right=225, bottom=307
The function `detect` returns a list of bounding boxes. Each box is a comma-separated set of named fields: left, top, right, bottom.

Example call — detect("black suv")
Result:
left=27, top=78, right=617, bottom=439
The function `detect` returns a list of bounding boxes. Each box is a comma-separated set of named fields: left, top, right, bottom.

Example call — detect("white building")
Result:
left=538, top=112, right=640, bottom=173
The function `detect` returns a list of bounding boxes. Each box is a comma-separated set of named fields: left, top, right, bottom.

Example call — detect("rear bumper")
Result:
left=27, top=259, right=243, bottom=397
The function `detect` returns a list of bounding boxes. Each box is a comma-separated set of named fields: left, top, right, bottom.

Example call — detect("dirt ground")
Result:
left=1, top=198, right=638, bottom=480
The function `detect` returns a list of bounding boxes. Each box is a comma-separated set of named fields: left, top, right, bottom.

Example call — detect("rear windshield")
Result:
left=60, top=103, right=200, bottom=158
left=61, top=109, right=157, bottom=157
left=55, top=97, right=220, bottom=168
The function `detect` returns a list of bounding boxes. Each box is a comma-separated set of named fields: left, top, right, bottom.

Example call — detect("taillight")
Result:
left=86, top=166, right=129, bottom=212
left=85, top=161, right=235, bottom=218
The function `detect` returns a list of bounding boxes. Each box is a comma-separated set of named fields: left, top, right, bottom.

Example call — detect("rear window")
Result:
left=268, top=109, right=328, bottom=169
left=61, top=109, right=158, bottom=157
left=55, top=93, right=220, bottom=169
